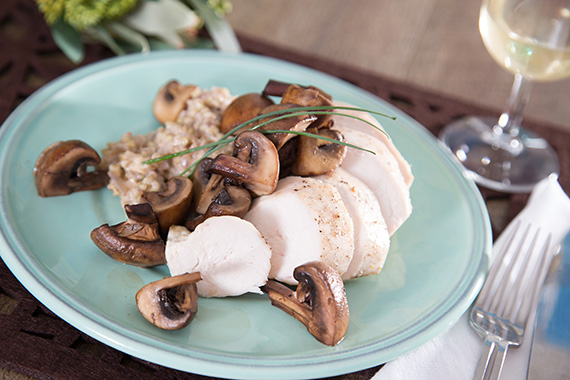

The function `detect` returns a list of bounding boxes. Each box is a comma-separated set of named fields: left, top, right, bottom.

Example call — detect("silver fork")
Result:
left=469, top=221, right=554, bottom=380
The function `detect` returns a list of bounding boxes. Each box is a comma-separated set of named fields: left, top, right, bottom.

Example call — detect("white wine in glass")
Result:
left=439, top=0, right=570, bottom=193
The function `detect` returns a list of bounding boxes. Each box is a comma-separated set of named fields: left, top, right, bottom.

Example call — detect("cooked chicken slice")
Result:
left=336, top=126, right=412, bottom=235
left=316, top=168, right=390, bottom=279
left=165, top=216, right=272, bottom=297
left=332, top=100, right=414, bottom=188
left=245, top=176, right=354, bottom=285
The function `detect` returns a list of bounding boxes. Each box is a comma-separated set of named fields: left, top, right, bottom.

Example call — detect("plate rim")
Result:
left=0, top=50, right=492, bottom=379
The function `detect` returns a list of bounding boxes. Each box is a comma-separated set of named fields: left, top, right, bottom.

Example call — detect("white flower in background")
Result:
left=33, top=0, right=237, bottom=63
left=123, top=0, right=201, bottom=49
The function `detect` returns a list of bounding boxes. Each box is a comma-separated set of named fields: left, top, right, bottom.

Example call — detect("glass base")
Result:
left=439, top=116, right=560, bottom=193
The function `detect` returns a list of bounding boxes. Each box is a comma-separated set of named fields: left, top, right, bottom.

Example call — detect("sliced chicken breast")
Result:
left=336, top=125, right=412, bottom=235
left=165, top=216, right=272, bottom=298
left=332, top=100, right=413, bottom=188
left=244, top=176, right=354, bottom=285
left=316, top=168, right=390, bottom=280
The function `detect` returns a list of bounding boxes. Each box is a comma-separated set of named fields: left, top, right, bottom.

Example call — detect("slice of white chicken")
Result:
left=244, top=176, right=354, bottom=285
left=316, top=168, right=390, bottom=280
left=165, top=216, right=272, bottom=298
left=332, top=100, right=414, bottom=188
left=336, top=125, right=412, bottom=236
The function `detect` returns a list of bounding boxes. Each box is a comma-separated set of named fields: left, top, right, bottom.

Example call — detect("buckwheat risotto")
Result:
left=100, top=86, right=234, bottom=205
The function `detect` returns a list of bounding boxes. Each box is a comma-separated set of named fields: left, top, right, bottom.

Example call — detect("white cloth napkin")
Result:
left=373, top=175, right=570, bottom=380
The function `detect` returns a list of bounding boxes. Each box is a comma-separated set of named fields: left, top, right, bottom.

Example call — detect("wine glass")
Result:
left=439, top=0, right=570, bottom=193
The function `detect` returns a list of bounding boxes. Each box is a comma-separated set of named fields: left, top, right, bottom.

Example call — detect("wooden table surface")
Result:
left=227, top=0, right=570, bottom=131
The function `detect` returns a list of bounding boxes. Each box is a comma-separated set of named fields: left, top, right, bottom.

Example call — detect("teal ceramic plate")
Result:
left=0, top=51, right=491, bottom=379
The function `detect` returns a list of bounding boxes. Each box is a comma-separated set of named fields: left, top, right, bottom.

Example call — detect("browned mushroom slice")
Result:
left=262, top=80, right=333, bottom=102
left=263, top=261, right=349, bottom=346
left=291, top=126, right=347, bottom=176
left=262, top=79, right=291, bottom=97
left=90, top=203, right=166, bottom=267
left=33, top=140, right=109, bottom=197
left=153, top=80, right=197, bottom=124
left=192, top=158, right=215, bottom=210
left=192, top=158, right=226, bottom=215
left=282, top=84, right=334, bottom=125
left=207, top=131, right=280, bottom=196
left=281, top=84, right=333, bottom=107
left=185, top=184, right=252, bottom=231
left=255, top=104, right=316, bottom=150
left=220, top=93, right=274, bottom=134
left=143, top=176, right=193, bottom=238
left=136, top=272, right=201, bottom=330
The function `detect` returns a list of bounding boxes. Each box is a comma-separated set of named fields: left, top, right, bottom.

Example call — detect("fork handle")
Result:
left=473, top=337, right=496, bottom=380
left=488, top=341, right=509, bottom=380
left=473, top=336, right=510, bottom=380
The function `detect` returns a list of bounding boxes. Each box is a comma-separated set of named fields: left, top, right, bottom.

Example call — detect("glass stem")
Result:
left=494, top=73, right=532, bottom=137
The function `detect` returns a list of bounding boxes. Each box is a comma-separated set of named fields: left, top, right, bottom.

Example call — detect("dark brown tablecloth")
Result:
left=1, top=1, right=569, bottom=379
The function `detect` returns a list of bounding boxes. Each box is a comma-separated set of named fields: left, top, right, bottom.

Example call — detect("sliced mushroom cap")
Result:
left=263, top=261, right=349, bottom=346
left=207, top=131, right=280, bottom=196
left=255, top=104, right=317, bottom=150
left=185, top=184, right=252, bottom=231
left=220, top=93, right=274, bottom=134
left=153, top=81, right=198, bottom=124
left=90, top=203, right=166, bottom=267
left=136, top=272, right=201, bottom=330
left=33, top=140, right=109, bottom=197
left=143, top=176, right=193, bottom=238
left=291, top=126, right=347, bottom=176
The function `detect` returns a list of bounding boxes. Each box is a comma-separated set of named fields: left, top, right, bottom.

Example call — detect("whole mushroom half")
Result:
left=263, top=261, right=350, bottom=346
left=291, top=125, right=347, bottom=176
left=153, top=80, right=198, bottom=124
left=185, top=184, right=251, bottom=231
left=136, top=272, right=201, bottom=330
left=143, top=176, right=193, bottom=238
left=90, top=203, right=166, bottom=267
left=33, top=140, right=109, bottom=197
left=208, top=130, right=280, bottom=197
left=220, top=93, right=274, bottom=134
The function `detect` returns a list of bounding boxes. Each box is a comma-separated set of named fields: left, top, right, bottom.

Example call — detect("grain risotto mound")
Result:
left=100, top=86, right=235, bottom=205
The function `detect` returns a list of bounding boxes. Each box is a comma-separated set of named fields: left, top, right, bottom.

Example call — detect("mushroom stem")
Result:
left=262, top=80, right=292, bottom=97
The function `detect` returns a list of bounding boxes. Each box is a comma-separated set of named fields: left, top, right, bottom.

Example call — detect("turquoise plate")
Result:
left=0, top=51, right=491, bottom=379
